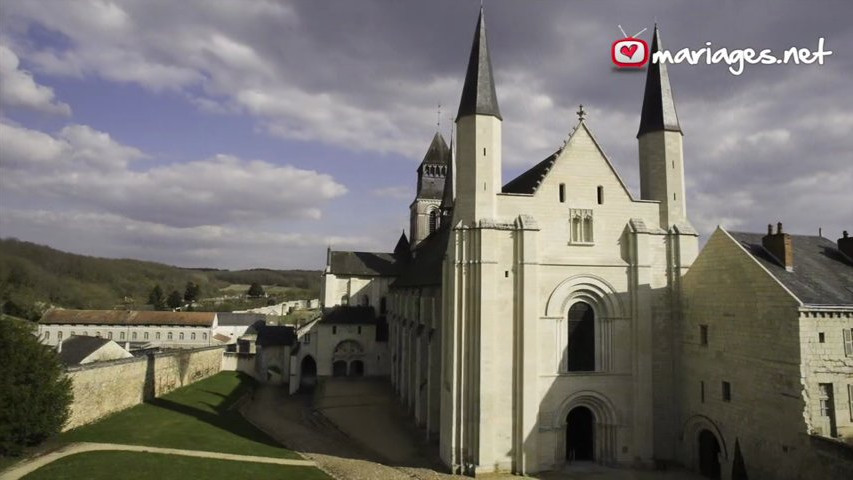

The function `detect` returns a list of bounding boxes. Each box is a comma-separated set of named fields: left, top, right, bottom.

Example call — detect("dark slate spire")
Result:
left=416, top=133, right=450, bottom=200
left=637, top=25, right=681, bottom=137
left=439, top=137, right=454, bottom=216
left=420, top=132, right=450, bottom=167
left=393, top=231, right=411, bottom=261
left=456, top=8, right=501, bottom=121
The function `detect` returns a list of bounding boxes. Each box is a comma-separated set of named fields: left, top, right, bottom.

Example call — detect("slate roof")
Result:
left=328, top=251, right=399, bottom=276
left=216, top=313, right=267, bottom=326
left=502, top=150, right=559, bottom=194
left=257, top=325, right=296, bottom=347
left=637, top=25, right=682, bottom=137
left=40, top=309, right=215, bottom=327
left=392, top=224, right=451, bottom=288
left=58, top=335, right=114, bottom=366
left=319, top=306, right=377, bottom=325
left=729, top=231, right=853, bottom=306
left=417, top=133, right=450, bottom=200
left=457, top=8, right=501, bottom=121
left=420, top=132, right=451, bottom=166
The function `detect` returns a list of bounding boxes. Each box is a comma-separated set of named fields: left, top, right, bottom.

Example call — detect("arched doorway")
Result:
left=698, top=429, right=721, bottom=479
left=349, top=360, right=364, bottom=376
left=566, top=406, right=595, bottom=462
left=332, top=360, right=347, bottom=376
left=299, top=356, right=317, bottom=391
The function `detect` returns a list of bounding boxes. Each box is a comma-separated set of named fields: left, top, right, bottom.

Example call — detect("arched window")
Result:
left=567, top=302, right=595, bottom=371
left=429, top=209, right=438, bottom=233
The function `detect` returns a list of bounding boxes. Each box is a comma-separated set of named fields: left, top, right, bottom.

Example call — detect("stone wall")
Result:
left=64, top=345, right=225, bottom=430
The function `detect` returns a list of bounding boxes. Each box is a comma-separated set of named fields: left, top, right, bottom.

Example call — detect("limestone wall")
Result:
left=64, top=345, right=225, bottom=430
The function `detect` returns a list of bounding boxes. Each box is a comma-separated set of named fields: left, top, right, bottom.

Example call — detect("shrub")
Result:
left=0, top=320, right=72, bottom=456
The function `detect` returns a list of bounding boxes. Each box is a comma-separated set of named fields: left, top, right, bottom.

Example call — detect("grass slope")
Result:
left=22, top=451, right=330, bottom=480
left=0, top=238, right=320, bottom=319
left=60, top=372, right=298, bottom=459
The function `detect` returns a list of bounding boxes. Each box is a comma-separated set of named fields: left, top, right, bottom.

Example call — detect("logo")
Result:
left=612, top=25, right=649, bottom=68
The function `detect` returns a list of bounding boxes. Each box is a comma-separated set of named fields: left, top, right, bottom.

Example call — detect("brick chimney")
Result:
left=839, top=230, right=853, bottom=260
left=762, top=222, right=793, bottom=271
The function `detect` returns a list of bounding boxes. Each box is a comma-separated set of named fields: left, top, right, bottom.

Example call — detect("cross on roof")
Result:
left=577, top=104, right=587, bottom=121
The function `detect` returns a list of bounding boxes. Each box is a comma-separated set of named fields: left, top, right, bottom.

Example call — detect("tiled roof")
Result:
left=216, top=313, right=267, bottom=326
left=328, top=251, right=399, bottom=276
left=58, top=336, right=114, bottom=365
left=319, top=306, right=377, bottom=325
left=501, top=150, right=559, bottom=194
left=392, top=225, right=451, bottom=288
left=40, top=309, right=216, bottom=327
left=729, top=231, right=853, bottom=306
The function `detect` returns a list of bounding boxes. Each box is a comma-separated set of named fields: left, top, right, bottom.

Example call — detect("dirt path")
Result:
left=0, top=442, right=315, bottom=480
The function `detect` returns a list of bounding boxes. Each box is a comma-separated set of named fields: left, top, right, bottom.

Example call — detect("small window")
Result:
left=819, top=332, right=825, bottom=343
left=722, top=381, right=732, bottom=402
left=304, top=333, right=311, bottom=345
left=179, top=332, right=185, bottom=340
left=844, top=329, right=853, bottom=356
left=483, top=148, right=486, bottom=156
left=107, top=332, right=112, bottom=340
left=191, top=332, right=196, bottom=340
left=357, top=326, right=362, bottom=335
left=333, top=326, right=337, bottom=335
left=156, top=332, right=161, bottom=340
left=819, top=383, right=833, bottom=417
left=559, top=183, right=566, bottom=203
left=95, top=331, right=101, bottom=338
left=132, top=332, right=137, bottom=340
left=673, top=193, right=677, bottom=201
left=120, top=331, right=125, bottom=340
left=44, top=331, right=50, bottom=340
left=848, top=385, right=853, bottom=421
left=57, top=331, right=63, bottom=341
left=597, top=186, right=604, bottom=205
left=70, top=331, right=75, bottom=336
left=504, top=270, right=509, bottom=278
left=700, top=325, right=709, bottom=346
left=700, top=381, right=705, bottom=403
left=429, top=210, right=439, bottom=233
left=168, top=332, right=173, bottom=340
left=144, top=332, right=149, bottom=340
left=202, top=333, right=207, bottom=340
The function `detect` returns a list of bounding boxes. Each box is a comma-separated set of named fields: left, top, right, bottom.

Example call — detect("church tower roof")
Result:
left=420, top=132, right=450, bottom=166
left=637, top=25, right=681, bottom=137
left=456, top=7, right=502, bottom=121
left=439, top=140, right=454, bottom=214
left=393, top=231, right=411, bottom=261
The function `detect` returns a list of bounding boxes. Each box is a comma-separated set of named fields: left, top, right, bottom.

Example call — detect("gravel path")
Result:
left=0, top=441, right=315, bottom=480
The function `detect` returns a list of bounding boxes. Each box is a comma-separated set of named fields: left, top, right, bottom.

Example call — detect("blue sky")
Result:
left=1, top=0, right=851, bottom=269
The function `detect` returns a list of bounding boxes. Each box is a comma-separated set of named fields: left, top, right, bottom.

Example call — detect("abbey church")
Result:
left=315, top=9, right=853, bottom=480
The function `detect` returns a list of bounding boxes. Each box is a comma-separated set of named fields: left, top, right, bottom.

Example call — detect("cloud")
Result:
left=0, top=120, right=347, bottom=228
left=372, top=186, right=412, bottom=200
left=0, top=44, right=71, bottom=115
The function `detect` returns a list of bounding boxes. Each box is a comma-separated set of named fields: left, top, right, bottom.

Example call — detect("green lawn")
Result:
left=22, top=451, right=330, bottom=479
left=60, top=372, right=299, bottom=459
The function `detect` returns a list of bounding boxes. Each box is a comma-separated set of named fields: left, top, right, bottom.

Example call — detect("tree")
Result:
left=167, top=290, right=183, bottom=310
left=0, top=319, right=72, bottom=456
left=183, top=281, right=200, bottom=303
left=247, top=282, right=265, bottom=298
left=147, top=284, right=164, bottom=310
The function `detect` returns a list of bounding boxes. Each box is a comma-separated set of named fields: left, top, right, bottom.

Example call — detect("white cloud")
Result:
left=0, top=44, right=71, bottom=115
left=0, top=120, right=347, bottom=228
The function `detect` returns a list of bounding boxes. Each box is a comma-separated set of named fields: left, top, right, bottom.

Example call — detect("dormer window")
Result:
left=569, top=209, right=594, bottom=244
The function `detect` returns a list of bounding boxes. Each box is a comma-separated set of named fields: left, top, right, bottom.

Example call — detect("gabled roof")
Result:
left=257, top=325, right=296, bottom=347
left=393, top=231, right=411, bottom=261
left=40, top=309, right=216, bottom=327
left=392, top=224, right=451, bottom=288
left=457, top=8, right=501, bottom=121
left=638, top=25, right=682, bottom=137
left=328, top=251, right=399, bottom=277
left=728, top=231, right=853, bottom=306
left=502, top=150, right=559, bottom=194
left=216, top=313, right=267, bottom=326
left=319, top=306, right=377, bottom=325
left=58, top=336, right=114, bottom=366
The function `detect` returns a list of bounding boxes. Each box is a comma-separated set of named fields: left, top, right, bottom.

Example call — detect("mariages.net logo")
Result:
left=611, top=25, right=832, bottom=75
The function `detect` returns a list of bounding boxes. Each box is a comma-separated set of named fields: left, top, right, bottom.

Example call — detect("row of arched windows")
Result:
left=423, top=165, right=447, bottom=176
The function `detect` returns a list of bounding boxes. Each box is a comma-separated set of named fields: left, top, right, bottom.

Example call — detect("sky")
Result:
left=0, top=0, right=851, bottom=270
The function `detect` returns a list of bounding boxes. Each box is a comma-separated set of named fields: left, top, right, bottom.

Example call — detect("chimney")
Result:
left=762, top=222, right=793, bottom=271
left=838, top=230, right=853, bottom=260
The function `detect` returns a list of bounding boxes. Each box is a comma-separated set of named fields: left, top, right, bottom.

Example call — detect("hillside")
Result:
left=0, top=238, right=321, bottom=320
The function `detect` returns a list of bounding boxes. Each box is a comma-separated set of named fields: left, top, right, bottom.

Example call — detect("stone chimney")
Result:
left=762, top=222, right=793, bottom=271
left=838, top=230, right=853, bottom=260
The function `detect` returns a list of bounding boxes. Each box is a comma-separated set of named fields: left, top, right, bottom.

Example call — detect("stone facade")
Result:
left=64, top=345, right=225, bottom=430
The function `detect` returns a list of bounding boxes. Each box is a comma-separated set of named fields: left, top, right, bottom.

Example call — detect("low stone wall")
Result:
left=64, top=345, right=225, bottom=430
left=221, top=352, right=257, bottom=379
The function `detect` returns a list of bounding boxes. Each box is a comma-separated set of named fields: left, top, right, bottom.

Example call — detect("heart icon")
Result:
left=620, top=44, right=638, bottom=59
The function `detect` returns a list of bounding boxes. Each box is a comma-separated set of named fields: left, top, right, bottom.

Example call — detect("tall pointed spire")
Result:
left=637, top=25, right=681, bottom=137
left=456, top=7, right=501, bottom=121
left=440, top=124, right=454, bottom=216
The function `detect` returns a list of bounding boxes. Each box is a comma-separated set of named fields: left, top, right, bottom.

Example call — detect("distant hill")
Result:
left=0, top=238, right=321, bottom=321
